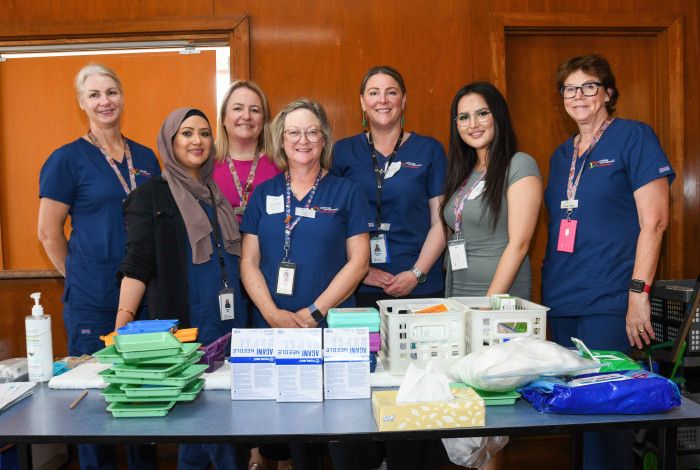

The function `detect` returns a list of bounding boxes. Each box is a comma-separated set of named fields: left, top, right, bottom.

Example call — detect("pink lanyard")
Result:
left=566, top=117, right=614, bottom=201
left=87, top=130, right=136, bottom=195
left=225, top=153, right=260, bottom=208
left=452, top=171, right=486, bottom=235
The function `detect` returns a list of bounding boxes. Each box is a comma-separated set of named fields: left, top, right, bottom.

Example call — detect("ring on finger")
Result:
left=638, top=327, right=646, bottom=334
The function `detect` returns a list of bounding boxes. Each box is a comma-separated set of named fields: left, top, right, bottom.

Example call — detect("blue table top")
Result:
left=2, top=386, right=700, bottom=444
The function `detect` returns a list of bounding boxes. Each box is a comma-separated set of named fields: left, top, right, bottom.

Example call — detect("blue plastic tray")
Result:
left=117, top=320, right=179, bottom=335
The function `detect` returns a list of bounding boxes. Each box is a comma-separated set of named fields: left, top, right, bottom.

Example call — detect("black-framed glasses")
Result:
left=455, top=109, right=492, bottom=127
left=560, top=82, right=604, bottom=99
left=283, top=128, right=323, bottom=143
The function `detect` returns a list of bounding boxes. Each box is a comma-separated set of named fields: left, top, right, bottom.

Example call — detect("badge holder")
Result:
left=557, top=210, right=578, bottom=253
left=276, top=261, right=297, bottom=296
left=218, top=286, right=235, bottom=321
left=370, top=232, right=390, bottom=264
left=448, top=236, right=468, bottom=271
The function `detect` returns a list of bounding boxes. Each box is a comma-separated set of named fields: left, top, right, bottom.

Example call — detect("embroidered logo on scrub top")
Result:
left=588, top=158, right=615, bottom=169
left=316, top=206, right=339, bottom=214
left=131, top=168, right=152, bottom=177
left=659, top=165, right=671, bottom=174
left=401, top=161, right=423, bottom=169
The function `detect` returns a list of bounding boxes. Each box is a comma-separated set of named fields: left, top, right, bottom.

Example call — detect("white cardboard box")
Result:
left=274, top=328, right=323, bottom=402
left=323, top=328, right=370, bottom=400
left=230, top=328, right=276, bottom=400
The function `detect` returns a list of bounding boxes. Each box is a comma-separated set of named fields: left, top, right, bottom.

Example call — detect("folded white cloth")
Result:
left=48, top=362, right=110, bottom=389
left=203, top=362, right=231, bottom=390
left=370, top=355, right=403, bottom=388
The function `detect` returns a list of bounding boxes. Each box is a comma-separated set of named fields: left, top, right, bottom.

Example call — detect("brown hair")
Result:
left=556, top=55, right=619, bottom=114
left=270, top=98, right=333, bottom=172
left=359, top=65, right=406, bottom=95
left=215, top=80, right=272, bottom=161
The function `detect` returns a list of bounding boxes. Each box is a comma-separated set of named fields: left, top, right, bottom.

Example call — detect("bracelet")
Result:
left=117, top=307, right=135, bottom=318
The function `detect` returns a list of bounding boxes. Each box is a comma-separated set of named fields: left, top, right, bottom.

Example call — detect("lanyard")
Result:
left=283, top=169, right=322, bottom=262
left=368, top=130, right=403, bottom=230
left=452, top=171, right=486, bottom=235
left=206, top=187, right=230, bottom=289
left=87, top=130, right=136, bottom=195
left=226, top=153, right=260, bottom=209
left=566, top=117, right=614, bottom=203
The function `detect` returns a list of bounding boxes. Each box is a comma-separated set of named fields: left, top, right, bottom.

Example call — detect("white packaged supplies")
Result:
left=449, top=337, right=600, bottom=391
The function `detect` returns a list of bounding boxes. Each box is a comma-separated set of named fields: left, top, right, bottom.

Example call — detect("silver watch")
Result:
left=411, top=266, right=427, bottom=284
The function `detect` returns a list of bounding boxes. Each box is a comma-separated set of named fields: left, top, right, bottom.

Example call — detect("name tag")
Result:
left=266, top=195, right=284, bottom=214
left=468, top=181, right=485, bottom=200
left=560, top=199, right=579, bottom=210
left=384, top=161, right=401, bottom=179
left=379, top=223, right=391, bottom=232
left=295, top=207, right=316, bottom=218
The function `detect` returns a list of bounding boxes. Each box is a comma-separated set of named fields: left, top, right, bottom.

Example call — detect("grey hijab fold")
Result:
left=158, top=107, right=241, bottom=264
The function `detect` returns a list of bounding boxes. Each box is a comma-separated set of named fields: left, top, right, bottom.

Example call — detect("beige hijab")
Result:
left=158, top=108, right=241, bottom=263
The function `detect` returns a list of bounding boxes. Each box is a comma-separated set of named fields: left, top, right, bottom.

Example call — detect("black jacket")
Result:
left=119, top=176, right=192, bottom=327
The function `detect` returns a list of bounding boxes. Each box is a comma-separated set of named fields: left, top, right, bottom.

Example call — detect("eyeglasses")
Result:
left=283, top=128, right=323, bottom=143
left=455, top=109, right=492, bottom=127
left=560, top=82, right=604, bottom=99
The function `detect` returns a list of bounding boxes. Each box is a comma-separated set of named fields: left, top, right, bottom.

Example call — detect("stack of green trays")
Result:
left=94, top=332, right=207, bottom=417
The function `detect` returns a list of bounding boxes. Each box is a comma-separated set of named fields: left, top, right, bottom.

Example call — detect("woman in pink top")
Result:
left=213, top=80, right=280, bottom=223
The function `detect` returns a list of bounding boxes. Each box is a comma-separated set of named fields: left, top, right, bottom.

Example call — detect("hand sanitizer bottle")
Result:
left=26, top=292, right=53, bottom=382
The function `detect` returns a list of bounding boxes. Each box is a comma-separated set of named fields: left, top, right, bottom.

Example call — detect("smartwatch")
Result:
left=629, top=279, right=651, bottom=294
left=411, top=266, right=427, bottom=284
left=309, top=303, right=324, bottom=324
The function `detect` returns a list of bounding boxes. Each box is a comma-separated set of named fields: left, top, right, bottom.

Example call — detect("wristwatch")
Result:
left=629, top=279, right=651, bottom=294
left=411, top=266, right=427, bottom=284
left=309, top=303, right=324, bottom=324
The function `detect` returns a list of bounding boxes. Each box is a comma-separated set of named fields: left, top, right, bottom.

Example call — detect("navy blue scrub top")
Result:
left=240, top=172, right=371, bottom=326
left=186, top=203, right=248, bottom=345
left=542, top=118, right=675, bottom=317
left=39, top=137, right=161, bottom=310
left=332, top=132, right=447, bottom=295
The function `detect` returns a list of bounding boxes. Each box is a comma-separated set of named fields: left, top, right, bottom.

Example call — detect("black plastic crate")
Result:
left=650, top=280, right=700, bottom=356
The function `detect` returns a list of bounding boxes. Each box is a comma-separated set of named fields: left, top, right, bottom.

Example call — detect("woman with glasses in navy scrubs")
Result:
left=38, top=63, right=159, bottom=470
left=542, top=54, right=675, bottom=470
left=116, top=108, right=248, bottom=470
left=240, top=98, right=370, bottom=469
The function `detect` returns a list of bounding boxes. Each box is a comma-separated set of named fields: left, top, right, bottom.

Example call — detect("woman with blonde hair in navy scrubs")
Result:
left=38, top=63, right=159, bottom=470
left=240, top=98, right=370, bottom=469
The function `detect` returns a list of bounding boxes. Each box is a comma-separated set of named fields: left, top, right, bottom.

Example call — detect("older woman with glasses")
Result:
left=542, top=54, right=675, bottom=470
left=240, top=98, right=370, bottom=469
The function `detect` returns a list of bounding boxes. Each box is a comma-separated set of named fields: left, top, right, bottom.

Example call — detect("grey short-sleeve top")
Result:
left=443, top=152, right=541, bottom=299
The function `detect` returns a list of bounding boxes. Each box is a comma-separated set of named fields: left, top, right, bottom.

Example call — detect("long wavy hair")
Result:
left=439, top=81, right=518, bottom=235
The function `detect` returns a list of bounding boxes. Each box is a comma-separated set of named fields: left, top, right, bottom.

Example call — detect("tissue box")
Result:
left=371, top=387, right=485, bottom=431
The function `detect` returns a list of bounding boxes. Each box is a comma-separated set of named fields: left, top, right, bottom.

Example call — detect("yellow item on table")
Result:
left=414, top=304, right=449, bottom=313
left=100, top=332, right=117, bottom=347
left=372, top=387, right=485, bottom=431
left=174, top=328, right=198, bottom=342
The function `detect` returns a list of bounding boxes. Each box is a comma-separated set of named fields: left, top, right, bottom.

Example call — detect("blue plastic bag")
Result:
left=519, top=370, right=681, bottom=414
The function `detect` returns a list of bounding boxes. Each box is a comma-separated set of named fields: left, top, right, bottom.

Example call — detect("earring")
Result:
left=362, top=111, right=367, bottom=128
left=401, top=114, right=405, bottom=127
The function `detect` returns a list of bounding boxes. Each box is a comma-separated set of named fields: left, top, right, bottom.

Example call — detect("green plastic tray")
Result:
left=102, top=380, right=204, bottom=403
left=114, top=332, right=182, bottom=353
left=120, top=382, right=186, bottom=399
left=99, top=364, right=208, bottom=387
left=106, top=400, right=176, bottom=418
left=126, top=344, right=202, bottom=365
left=111, top=361, right=189, bottom=379
left=120, top=346, right=182, bottom=361
left=93, top=345, right=125, bottom=364
left=475, top=389, right=520, bottom=406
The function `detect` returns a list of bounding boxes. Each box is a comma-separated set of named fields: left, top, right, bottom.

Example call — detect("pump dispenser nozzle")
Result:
left=30, top=292, right=44, bottom=317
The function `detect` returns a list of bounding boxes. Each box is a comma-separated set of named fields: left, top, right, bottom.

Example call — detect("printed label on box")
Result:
left=229, top=328, right=276, bottom=400
left=323, top=328, right=370, bottom=400
left=274, top=329, right=323, bottom=402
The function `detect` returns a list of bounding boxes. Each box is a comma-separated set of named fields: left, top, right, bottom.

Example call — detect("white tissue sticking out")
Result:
left=396, top=361, right=454, bottom=404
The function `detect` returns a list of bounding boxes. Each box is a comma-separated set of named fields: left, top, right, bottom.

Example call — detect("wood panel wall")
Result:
left=0, top=0, right=697, bottom=346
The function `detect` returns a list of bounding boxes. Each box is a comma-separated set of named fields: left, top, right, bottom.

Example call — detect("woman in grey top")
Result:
left=440, top=82, right=542, bottom=299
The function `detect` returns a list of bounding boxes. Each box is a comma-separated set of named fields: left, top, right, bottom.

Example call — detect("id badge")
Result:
left=448, top=239, right=468, bottom=271
left=370, top=234, right=389, bottom=264
left=276, top=261, right=296, bottom=296
left=557, top=219, right=578, bottom=253
left=218, top=287, right=235, bottom=321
